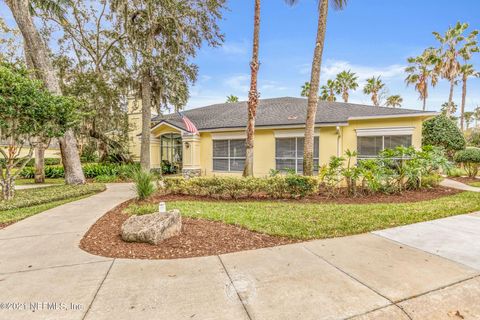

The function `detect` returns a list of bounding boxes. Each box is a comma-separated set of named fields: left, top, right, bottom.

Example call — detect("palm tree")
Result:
left=386, top=95, right=403, bottom=108
left=474, top=106, right=480, bottom=128
left=285, top=0, right=348, bottom=176
left=432, top=22, right=479, bottom=115
left=334, top=70, right=358, bottom=102
left=226, top=95, right=239, bottom=103
left=464, top=111, right=474, bottom=130
left=363, top=76, right=385, bottom=106
left=441, top=101, right=458, bottom=116
left=405, top=48, right=438, bottom=111
left=459, top=64, right=480, bottom=130
left=243, top=0, right=261, bottom=177
left=320, top=79, right=337, bottom=101
left=300, top=81, right=310, bottom=97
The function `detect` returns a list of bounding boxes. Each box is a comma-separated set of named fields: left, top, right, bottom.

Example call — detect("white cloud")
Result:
left=225, top=74, right=250, bottom=92
left=221, top=40, right=249, bottom=56
left=320, top=59, right=406, bottom=82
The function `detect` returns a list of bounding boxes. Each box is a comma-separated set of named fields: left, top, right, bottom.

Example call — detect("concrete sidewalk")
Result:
left=440, top=177, right=480, bottom=192
left=0, top=184, right=479, bottom=319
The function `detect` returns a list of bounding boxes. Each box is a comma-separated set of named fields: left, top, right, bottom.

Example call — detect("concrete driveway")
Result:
left=0, top=184, right=479, bottom=320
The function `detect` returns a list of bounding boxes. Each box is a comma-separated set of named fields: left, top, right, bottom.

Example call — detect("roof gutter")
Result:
left=348, top=112, right=438, bottom=121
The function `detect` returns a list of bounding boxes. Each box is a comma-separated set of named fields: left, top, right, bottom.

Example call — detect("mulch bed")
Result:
left=80, top=186, right=461, bottom=260
left=80, top=200, right=298, bottom=260
left=0, top=222, right=14, bottom=230
left=143, top=186, right=460, bottom=205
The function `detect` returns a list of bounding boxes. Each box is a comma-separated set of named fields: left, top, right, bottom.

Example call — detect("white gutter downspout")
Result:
left=336, top=126, right=341, bottom=157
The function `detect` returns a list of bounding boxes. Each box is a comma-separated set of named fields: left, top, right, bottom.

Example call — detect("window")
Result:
left=275, top=137, right=319, bottom=173
left=160, top=133, right=182, bottom=164
left=213, top=139, right=246, bottom=172
left=357, top=135, right=412, bottom=159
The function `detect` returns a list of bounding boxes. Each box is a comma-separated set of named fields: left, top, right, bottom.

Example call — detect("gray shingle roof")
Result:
left=152, top=97, right=434, bottom=131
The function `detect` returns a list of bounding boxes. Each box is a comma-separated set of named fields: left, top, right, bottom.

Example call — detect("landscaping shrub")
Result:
left=422, top=115, right=466, bottom=157
left=18, top=163, right=140, bottom=180
left=93, top=175, right=119, bottom=183
left=454, top=148, right=480, bottom=178
left=162, top=175, right=317, bottom=199
left=134, top=170, right=156, bottom=200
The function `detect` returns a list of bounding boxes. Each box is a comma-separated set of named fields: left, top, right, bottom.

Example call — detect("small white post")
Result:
left=158, top=202, right=166, bottom=213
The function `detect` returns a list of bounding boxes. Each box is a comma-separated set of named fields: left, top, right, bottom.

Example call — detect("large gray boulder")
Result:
left=121, top=209, right=182, bottom=245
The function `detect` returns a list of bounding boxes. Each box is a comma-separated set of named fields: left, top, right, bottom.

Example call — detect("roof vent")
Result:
left=287, top=115, right=298, bottom=120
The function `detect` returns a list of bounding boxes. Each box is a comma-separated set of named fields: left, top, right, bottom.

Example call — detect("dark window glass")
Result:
left=212, top=139, right=245, bottom=172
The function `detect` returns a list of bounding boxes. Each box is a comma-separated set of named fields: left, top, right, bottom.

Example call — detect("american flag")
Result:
left=178, top=111, right=199, bottom=134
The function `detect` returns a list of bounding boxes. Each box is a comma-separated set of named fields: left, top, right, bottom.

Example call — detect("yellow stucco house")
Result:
left=128, top=97, right=435, bottom=177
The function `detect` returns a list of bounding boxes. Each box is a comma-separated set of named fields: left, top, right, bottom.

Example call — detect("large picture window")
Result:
left=357, top=135, right=412, bottom=159
left=275, top=137, right=319, bottom=173
left=213, top=139, right=246, bottom=172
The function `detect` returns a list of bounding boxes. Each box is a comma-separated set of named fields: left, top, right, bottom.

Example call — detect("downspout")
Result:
left=336, top=126, right=341, bottom=157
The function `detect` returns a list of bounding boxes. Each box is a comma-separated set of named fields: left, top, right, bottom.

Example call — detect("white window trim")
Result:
left=274, top=129, right=320, bottom=138
left=356, top=127, right=414, bottom=137
left=275, top=136, right=319, bottom=173
left=212, top=139, right=245, bottom=172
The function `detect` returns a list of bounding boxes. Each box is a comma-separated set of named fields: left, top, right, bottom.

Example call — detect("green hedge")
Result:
left=18, top=163, right=140, bottom=180
left=163, top=175, right=318, bottom=199
left=454, top=148, right=480, bottom=177
left=0, top=184, right=106, bottom=211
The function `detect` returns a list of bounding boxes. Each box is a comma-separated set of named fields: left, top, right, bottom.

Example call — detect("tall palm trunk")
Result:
left=243, top=0, right=260, bottom=177
left=422, top=90, right=427, bottom=111
left=446, top=78, right=455, bottom=117
left=460, top=74, right=467, bottom=131
left=303, top=0, right=328, bottom=176
left=6, top=0, right=85, bottom=185
left=342, top=91, right=348, bottom=103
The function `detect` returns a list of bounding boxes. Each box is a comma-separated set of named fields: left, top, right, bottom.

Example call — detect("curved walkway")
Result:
left=0, top=184, right=479, bottom=320
left=440, top=177, right=480, bottom=192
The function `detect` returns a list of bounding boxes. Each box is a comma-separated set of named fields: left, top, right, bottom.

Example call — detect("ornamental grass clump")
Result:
left=134, top=170, right=156, bottom=200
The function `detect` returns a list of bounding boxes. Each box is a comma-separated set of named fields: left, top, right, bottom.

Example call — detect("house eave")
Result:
left=348, top=112, right=438, bottom=121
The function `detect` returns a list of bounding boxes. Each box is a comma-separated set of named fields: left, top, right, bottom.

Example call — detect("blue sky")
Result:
left=1, top=0, right=480, bottom=113
left=190, top=0, right=480, bottom=112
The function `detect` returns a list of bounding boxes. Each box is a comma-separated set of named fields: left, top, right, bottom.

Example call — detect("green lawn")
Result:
left=15, top=178, right=65, bottom=185
left=126, top=192, right=480, bottom=239
left=467, top=181, right=480, bottom=187
left=0, top=184, right=106, bottom=224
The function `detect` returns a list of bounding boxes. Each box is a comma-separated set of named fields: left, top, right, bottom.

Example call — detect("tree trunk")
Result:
left=446, top=78, right=455, bottom=117
left=303, top=0, right=329, bottom=176
left=422, top=95, right=426, bottom=111
left=460, top=75, right=467, bottom=131
left=342, top=91, right=348, bottom=103
left=140, top=69, right=152, bottom=172
left=34, top=143, right=45, bottom=184
left=243, top=0, right=261, bottom=178
left=6, top=0, right=85, bottom=185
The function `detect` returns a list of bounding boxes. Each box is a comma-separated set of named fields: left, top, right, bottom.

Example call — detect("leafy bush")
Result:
left=422, top=115, right=466, bottom=157
left=447, top=167, right=467, bottom=177
left=454, top=148, right=480, bottom=177
left=18, top=163, right=140, bottom=180
left=134, top=170, right=156, bottom=200
left=467, top=130, right=480, bottom=148
left=162, top=175, right=317, bottom=199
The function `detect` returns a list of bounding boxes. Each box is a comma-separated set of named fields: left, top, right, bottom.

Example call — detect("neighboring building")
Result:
left=0, top=139, right=61, bottom=159
left=129, top=97, right=436, bottom=177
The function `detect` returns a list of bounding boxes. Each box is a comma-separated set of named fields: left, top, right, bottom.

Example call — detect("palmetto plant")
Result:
left=405, top=48, right=438, bottom=111
left=432, top=22, right=479, bottom=115
left=300, top=81, right=310, bottom=97
left=320, top=79, right=337, bottom=102
left=386, top=95, right=403, bottom=108
left=285, top=0, right=348, bottom=176
left=226, top=95, right=239, bottom=103
left=363, top=76, right=385, bottom=106
left=334, top=70, right=358, bottom=102
left=459, top=64, right=480, bottom=130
